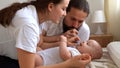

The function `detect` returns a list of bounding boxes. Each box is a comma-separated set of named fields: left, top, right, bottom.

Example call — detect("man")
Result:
left=39, top=0, right=90, bottom=49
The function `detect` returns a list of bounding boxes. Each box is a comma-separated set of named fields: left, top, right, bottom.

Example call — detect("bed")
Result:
left=107, top=41, right=120, bottom=68
left=0, top=41, right=120, bottom=68
left=86, top=41, right=120, bottom=68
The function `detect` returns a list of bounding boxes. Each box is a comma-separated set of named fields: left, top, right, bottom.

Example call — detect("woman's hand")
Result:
left=65, top=54, right=91, bottom=68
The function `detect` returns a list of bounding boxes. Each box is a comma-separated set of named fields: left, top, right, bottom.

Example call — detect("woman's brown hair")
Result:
left=0, top=2, right=31, bottom=27
left=0, top=0, right=63, bottom=27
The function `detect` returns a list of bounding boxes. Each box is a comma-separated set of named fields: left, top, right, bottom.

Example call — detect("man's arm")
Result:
left=43, top=35, right=60, bottom=42
left=38, top=29, right=80, bottom=49
left=39, top=42, right=61, bottom=50
left=37, top=29, right=63, bottom=49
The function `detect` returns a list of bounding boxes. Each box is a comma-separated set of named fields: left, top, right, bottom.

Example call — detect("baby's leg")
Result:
left=35, top=54, right=43, bottom=67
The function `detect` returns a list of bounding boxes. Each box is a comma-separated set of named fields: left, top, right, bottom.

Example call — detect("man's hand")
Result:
left=63, top=29, right=80, bottom=46
left=63, top=29, right=78, bottom=38
left=67, top=35, right=80, bottom=46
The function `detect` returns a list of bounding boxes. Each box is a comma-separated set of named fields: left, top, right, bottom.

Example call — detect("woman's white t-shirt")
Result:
left=44, top=20, right=90, bottom=42
left=0, top=5, right=43, bottom=59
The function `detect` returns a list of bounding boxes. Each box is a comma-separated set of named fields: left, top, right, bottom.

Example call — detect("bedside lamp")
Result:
left=92, top=10, right=106, bottom=34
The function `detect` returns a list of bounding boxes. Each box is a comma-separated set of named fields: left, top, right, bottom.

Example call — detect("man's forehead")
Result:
left=68, top=12, right=87, bottom=21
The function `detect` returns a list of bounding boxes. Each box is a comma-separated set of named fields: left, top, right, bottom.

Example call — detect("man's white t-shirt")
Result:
left=43, top=20, right=90, bottom=42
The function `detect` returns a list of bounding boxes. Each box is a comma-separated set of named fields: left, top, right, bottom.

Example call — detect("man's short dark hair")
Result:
left=66, top=0, right=89, bottom=15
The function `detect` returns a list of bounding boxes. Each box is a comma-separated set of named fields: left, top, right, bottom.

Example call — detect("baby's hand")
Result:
left=59, top=35, right=67, bottom=42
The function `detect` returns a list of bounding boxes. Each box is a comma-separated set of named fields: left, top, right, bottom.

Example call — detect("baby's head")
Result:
left=76, top=39, right=103, bottom=60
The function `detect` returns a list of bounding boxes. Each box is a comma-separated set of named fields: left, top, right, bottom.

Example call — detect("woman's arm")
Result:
left=17, top=48, right=35, bottom=68
left=38, top=34, right=67, bottom=49
left=17, top=48, right=91, bottom=68
left=42, top=29, right=61, bottom=43
left=43, top=35, right=60, bottom=42
left=37, top=31, right=63, bottom=49
left=39, top=42, right=62, bottom=50
left=36, top=54, right=91, bottom=68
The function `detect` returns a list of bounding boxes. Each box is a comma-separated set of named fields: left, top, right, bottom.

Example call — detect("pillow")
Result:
left=107, top=41, right=120, bottom=68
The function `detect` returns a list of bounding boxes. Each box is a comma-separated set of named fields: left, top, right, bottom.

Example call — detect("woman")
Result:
left=0, top=0, right=91, bottom=68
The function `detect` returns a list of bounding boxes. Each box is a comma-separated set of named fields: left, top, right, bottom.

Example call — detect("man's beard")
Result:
left=63, top=21, right=79, bottom=33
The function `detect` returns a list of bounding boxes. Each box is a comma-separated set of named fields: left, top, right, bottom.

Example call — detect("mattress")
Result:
left=107, top=41, right=120, bottom=68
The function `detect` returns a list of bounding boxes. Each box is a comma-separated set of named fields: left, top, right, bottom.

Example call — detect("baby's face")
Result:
left=76, top=40, right=97, bottom=56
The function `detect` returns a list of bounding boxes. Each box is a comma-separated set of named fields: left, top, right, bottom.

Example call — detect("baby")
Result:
left=35, top=36, right=103, bottom=67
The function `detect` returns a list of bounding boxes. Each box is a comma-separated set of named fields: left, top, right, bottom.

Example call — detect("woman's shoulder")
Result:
left=16, top=5, right=36, bottom=16
left=12, top=5, right=38, bottom=27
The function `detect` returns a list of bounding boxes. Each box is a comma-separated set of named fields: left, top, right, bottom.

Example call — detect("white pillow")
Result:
left=107, top=41, right=120, bottom=68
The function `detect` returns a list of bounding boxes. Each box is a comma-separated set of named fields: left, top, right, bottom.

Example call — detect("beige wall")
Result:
left=0, top=0, right=28, bottom=9
left=87, top=0, right=120, bottom=41
left=86, top=0, right=105, bottom=34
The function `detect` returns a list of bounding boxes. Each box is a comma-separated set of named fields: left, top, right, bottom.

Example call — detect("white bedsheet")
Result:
left=107, top=41, right=120, bottom=68
left=86, top=48, right=118, bottom=68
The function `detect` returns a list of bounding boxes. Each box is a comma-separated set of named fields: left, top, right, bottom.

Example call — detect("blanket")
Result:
left=86, top=48, right=118, bottom=68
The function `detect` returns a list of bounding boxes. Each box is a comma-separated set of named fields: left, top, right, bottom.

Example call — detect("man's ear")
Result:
left=48, top=3, right=54, bottom=12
